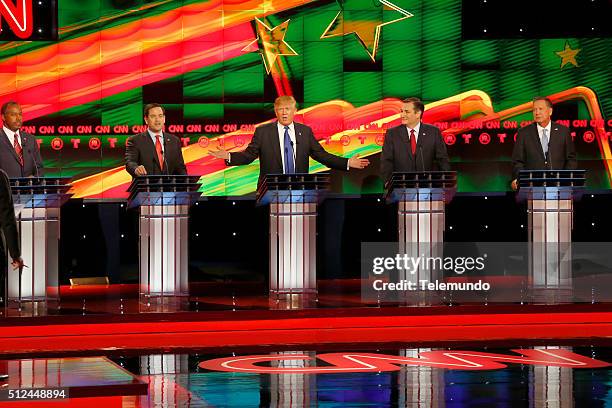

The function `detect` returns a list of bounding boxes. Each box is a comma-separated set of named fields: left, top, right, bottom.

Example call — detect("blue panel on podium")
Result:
left=388, top=188, right=447, bottom=203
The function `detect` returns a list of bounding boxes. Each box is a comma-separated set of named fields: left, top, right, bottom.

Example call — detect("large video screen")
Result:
left=1, top=0, right=610, bottom=198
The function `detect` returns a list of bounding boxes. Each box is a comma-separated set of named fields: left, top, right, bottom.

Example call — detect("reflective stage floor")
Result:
left=2, top=281, right=612, bottom=406
left=2, top=341, right=612, bottom=407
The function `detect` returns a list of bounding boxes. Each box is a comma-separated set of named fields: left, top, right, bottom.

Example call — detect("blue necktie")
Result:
left=541, top=128, right=549, bottom=156
left=284, top=125, right=295, bottom=174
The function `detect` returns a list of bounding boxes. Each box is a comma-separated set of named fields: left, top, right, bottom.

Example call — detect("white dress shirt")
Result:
left=3, top=126, right=21, bottom=148
left=536, top=122, right=552, bottom=152
left=228, top=122, right=350, bottom=170
left=277, top=122, right=297, bottom=173
left=406, top=122, right=421, bottom=144
left=147, top=129, right=164, bottom=154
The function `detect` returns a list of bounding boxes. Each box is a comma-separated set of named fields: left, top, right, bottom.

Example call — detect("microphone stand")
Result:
left=418, top=145, right=425, bottom=172
left=28, top=148, right=40, bottom=178
left=162, top=135, right=169, bottom=175
left=18, top=264, right=23, bottom=312
left=290, top=140, right=297, bottom=166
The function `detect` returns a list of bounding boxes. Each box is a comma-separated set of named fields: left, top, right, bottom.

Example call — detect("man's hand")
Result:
left=209, top=148, right=230, bottom=160
left=11, top=257, right=24, bottom=270
left=348, top=154, right=370, bottom=169
left=135, top=165, right=147, bottom=176
left=511, top=179, right=518, bottom=191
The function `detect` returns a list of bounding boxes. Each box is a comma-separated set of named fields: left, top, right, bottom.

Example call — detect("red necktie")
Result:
left=155, top=135, right=164, bottom=170
left=410, top=129, right=416, bottom=156
left=13, top=132, right=23, bottom=166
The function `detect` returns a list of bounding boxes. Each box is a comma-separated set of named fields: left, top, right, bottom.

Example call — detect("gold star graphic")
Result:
left=321, top=0, right=413, bottom=62
left=243, top=18, right=298, bottom=75
left=555, top=41, right=581, bottom=69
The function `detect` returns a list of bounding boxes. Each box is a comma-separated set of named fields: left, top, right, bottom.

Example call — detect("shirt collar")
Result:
left=3, top=126, right=18, bottom=138
left=406, top=122, right=421, bottom=135
left=147, top=129, right=163, bottom=138
left=537, top=122, right=552, bottom=134
left=277, top=122, right=295, bottom=132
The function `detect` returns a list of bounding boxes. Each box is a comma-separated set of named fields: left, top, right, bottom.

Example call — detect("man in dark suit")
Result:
left=209, top=95, right=369, bottom=186
left=380, top=97, right=450, bottom=185
left=125, top=103, right=187, bottom=177
left=0, top=101, right=44, bottom=178
left=511, top=96, right=577, bottom=190
left=0, top=169, right=24, bottom=382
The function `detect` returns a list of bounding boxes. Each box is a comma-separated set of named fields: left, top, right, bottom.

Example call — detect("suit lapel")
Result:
left=398, top=126, right=414, bottom=160
left=161, top=132, right=172, bottom=170
left=271, top=122, right=283, bottom=170
left=143, top=132, right=162, bottom=170
left=0, top=129, right=22, bottom=163
left=294, top=123, right=306, bottom=170
left=532, top=123, right=547, bottom=160
left=549, top=124, right=561, bottom=156
left=21, top=133, right=30, bottom=168
left=416, top=125, right=427, bottom=153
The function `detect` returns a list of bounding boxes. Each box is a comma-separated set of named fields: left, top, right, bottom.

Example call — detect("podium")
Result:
left=385, top=172, right=457, bottom=289
left=518, top=170, right=585, bottom=291
left=8, top=177, right=71, bottom=304
left=257, top=173, right=330, bottom=295
left=127, top=175, right=201, bottom=299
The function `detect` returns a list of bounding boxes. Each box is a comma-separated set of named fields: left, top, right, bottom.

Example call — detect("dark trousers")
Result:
left=0, top=253, right=6, bottom=306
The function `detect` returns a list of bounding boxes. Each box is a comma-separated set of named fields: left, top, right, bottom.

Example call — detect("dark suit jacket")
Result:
left=228, top=122, right=348, bottom=187
left=125, top=131, right=187, bottom=177
left=380, top=123, right=450, bottom=183
left=511, top=122, right=577, bottom=180
left=0, top=169, right=20, bottom=265
left=0, top=129, right=44, bottom=177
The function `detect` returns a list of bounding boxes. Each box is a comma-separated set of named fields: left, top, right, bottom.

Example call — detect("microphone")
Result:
left=162, top=135, right=169, bottom=175
left=418, top=145, right=425, bottom=172
left=289, top=139, right=297, bottom=162
left=26, top=148, right=40, bottom=178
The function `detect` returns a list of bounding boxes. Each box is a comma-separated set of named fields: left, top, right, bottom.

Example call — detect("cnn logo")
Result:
left=0, top=0, right=33, bottom=39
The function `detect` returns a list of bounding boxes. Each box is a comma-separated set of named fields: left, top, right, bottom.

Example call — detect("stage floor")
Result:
left=2, top=341, right=612, bottom=407
left=2, top=281, right=612, bottom=406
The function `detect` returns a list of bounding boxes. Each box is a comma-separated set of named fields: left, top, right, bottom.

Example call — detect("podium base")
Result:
left=530, top=288, right=574, bottom=304
left=8, top=207, right=60, bottom=302
left=269, top=202, right=318, bottom=295
left=138, top=204, right=190, bottom=299
left=270, top=293, right=318, bottom=310
left=6, top=299, right=53, bottom=316
left=138, top=295, right=191, bottom=313
left=399, top=290, right=445, bottom=307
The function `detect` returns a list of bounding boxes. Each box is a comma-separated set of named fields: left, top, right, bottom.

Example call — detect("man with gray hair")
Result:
left=511, top=96, right=577, bottom=190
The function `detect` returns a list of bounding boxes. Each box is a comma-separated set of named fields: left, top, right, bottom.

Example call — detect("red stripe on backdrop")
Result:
left=10, top=23, right=254, bottom=120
